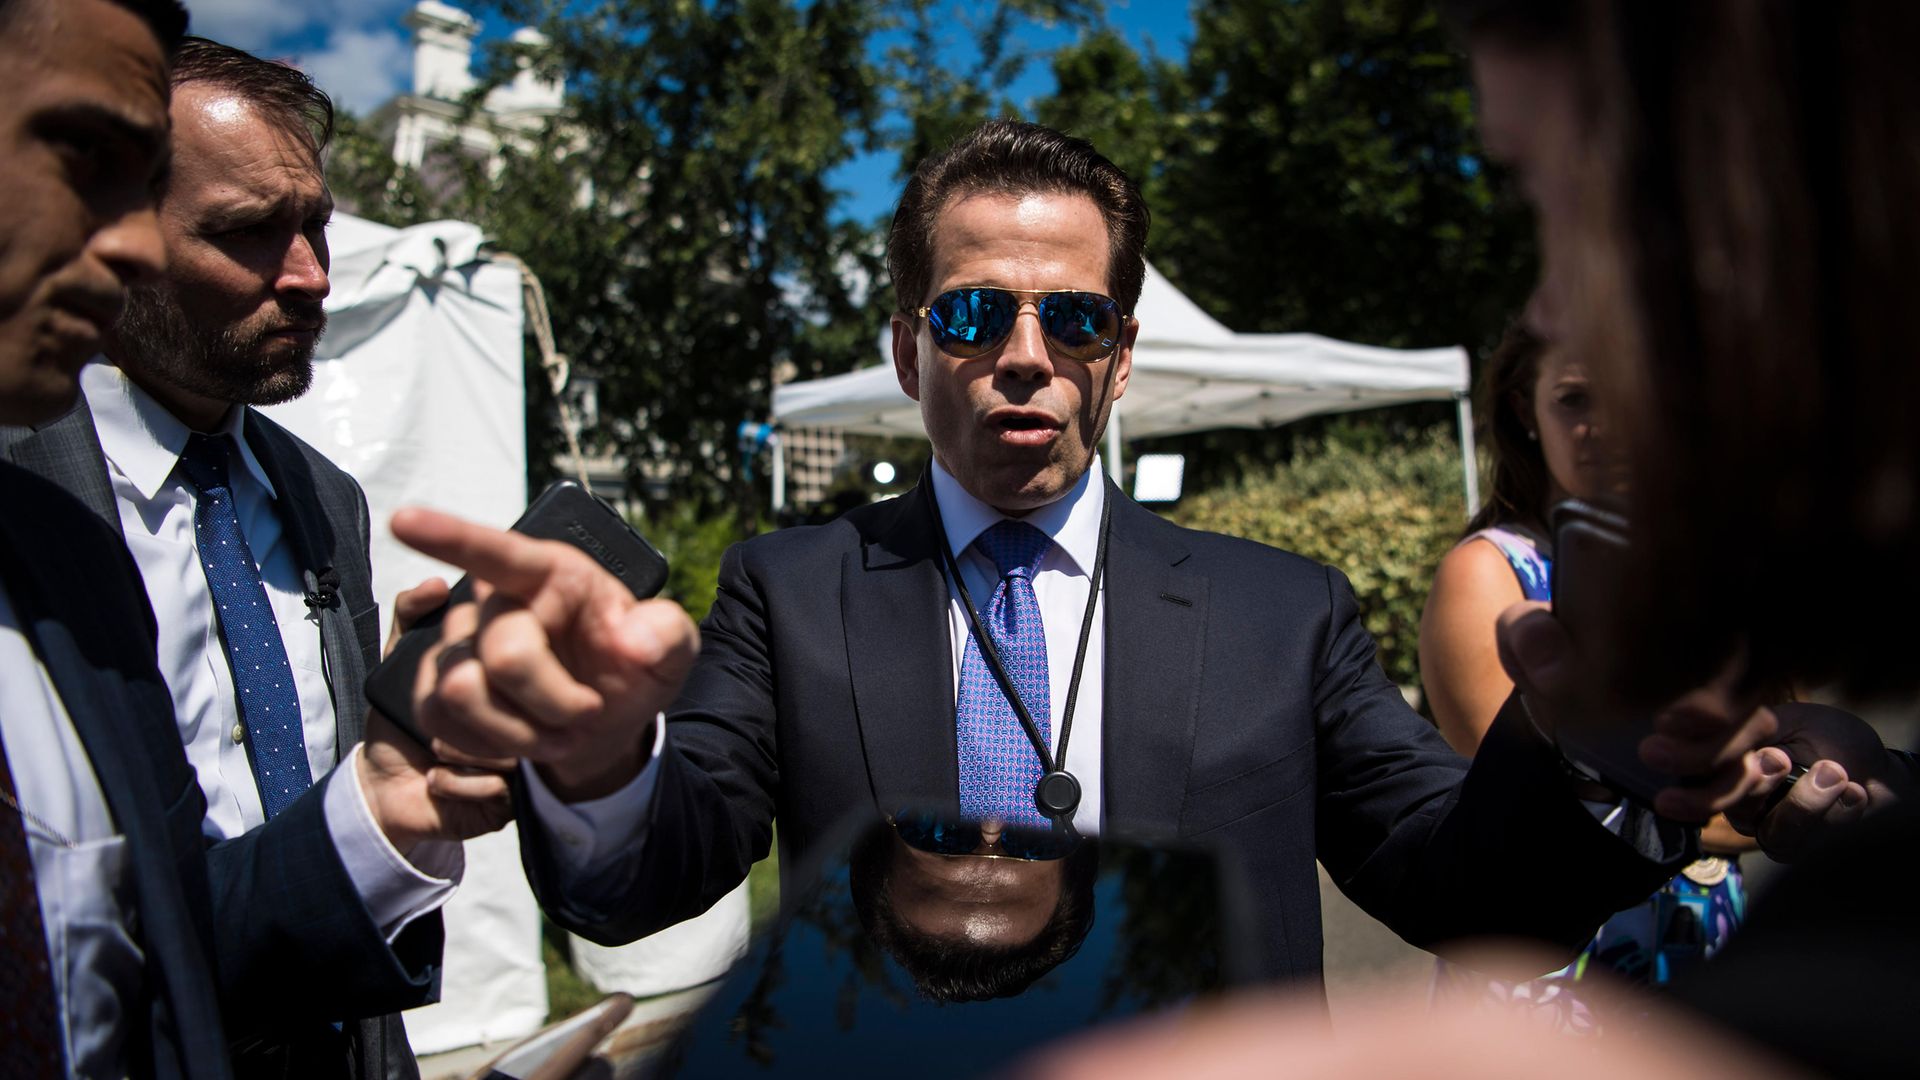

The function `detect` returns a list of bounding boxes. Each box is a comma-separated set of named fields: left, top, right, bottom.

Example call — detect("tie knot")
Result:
left=975, top=519, right=1050, bottom=580
left=177, top=432, right=234, bottom=493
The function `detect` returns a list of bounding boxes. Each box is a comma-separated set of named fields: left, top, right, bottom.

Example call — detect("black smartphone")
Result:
left=364, top=479, right=670, bottom=746
left=1547, top=498, right=1676, bottom=807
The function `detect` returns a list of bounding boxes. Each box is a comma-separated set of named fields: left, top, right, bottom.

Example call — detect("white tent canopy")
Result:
left=771, top=263, right=1478, bottom=507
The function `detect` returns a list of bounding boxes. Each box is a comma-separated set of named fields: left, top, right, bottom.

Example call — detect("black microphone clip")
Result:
left=304, top=567, right=341, bottom=611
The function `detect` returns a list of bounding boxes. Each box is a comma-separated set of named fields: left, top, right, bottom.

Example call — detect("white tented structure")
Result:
left=772, top=263, right=1478, bottom=508
left=261, top=211, right=747, bottom=1057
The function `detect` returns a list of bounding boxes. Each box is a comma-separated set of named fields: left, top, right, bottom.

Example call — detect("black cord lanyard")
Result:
left=926, top=478, right=1111, bottom=822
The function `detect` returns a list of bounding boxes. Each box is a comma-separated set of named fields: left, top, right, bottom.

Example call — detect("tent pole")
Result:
left=1455, top=392, right=1480, bottom=518
left=1105, top=410, right=1124, bottom=490
left=771, top=431, right=786, bottom=517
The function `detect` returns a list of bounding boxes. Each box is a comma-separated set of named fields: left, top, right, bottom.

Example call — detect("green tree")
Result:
left=325, top=112, right=436, bottom=228
left=1037, top=0, right=1533, bottom=490
left=1147, top=0, right=1531, bottom=351
left=369, top=0, right=890, bottom=517
left=882, top=0, right=1104, bottom=176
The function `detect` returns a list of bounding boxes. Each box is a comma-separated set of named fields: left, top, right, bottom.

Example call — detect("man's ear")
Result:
left=1107, top=315, right=1139, bottom=403
left=891, top=313, right=922, bottom=402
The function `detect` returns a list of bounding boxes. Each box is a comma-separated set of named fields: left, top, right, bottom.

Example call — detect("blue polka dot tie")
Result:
left=955, top=520, right=1052, bottom=827
left=177, top=433, right=312, bottom=819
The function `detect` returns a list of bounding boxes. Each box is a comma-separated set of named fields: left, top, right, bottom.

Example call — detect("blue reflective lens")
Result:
left=926, top=288, right=1018, bottom=353
left=1038, top=291, right=1121, bottom=354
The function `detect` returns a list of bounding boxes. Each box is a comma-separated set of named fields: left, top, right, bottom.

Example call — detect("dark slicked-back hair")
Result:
left=888, top=119, right=1150, bottom=316
left=171, top=36, right=335, bottom=154
left=0, top=0, right=188, bottom=51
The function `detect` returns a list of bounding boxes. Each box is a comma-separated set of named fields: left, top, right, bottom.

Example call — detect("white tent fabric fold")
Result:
left=262, top=212, right=550, bottom=1057
left=770, top=262, right=1477, bottom=507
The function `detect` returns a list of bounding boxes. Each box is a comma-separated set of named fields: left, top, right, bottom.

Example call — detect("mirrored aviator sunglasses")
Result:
left=889, top=809, right=1081, bottom=861
left=918, top=287, right=1125, bottom=363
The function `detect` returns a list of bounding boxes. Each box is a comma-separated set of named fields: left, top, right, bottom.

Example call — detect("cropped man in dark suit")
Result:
left=1, top=35, right=511, bottom=1079
left=394, top=122, right=1774, bottom=988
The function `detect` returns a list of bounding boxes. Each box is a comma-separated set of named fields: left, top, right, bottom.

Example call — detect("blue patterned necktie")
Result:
left=955, top=519, right=1053, bottom=827
left=177, top=433, right=312, bottom=819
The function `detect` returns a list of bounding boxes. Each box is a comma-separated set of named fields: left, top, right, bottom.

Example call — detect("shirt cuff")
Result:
left=325, top=743, right=463, bottom=943
left=521, top=714, right=666, bottom=879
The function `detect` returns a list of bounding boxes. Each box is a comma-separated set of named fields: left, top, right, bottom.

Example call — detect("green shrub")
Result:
left=638, top=502, right=760, bottom=623
left=1168, top=426, right=1467, bottom=696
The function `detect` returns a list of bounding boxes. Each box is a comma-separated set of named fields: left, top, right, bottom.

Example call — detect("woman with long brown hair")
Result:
left=1420, top=320, right=1755, bottom=1023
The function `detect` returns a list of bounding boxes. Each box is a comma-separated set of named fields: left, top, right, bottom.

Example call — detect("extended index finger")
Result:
left=391, top=508, right=556, bottom=602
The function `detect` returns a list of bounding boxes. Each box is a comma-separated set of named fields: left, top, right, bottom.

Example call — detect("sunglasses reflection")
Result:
left=851, top=816, right=1101, bottom=1003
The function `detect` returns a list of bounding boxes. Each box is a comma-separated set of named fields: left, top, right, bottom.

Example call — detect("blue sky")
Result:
left=191, top=0, right=1194, bottom=221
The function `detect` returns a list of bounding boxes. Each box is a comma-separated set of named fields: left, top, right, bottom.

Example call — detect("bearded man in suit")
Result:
left=393, top=120, right=1776, bottom=992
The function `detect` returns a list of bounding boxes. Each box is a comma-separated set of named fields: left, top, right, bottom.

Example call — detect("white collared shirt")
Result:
left=928, top=455, right=1107, bottom=836
left=79, top=362, right=456, bottom=937
left=83, top=363, right=336, bottom=837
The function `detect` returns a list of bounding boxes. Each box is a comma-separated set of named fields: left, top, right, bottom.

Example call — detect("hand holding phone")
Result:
left=378, top=492, right=698, bottom=803
left=365, top=480, right=670, bottom=746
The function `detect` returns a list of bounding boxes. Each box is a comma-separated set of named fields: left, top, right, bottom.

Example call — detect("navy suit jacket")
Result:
left=1, top=394, right=434, bottom=1079
left=527, top=480, right=1686, bottom=987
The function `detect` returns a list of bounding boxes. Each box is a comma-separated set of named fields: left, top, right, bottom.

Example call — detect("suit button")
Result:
left=232, top=724, right=246, bottom=745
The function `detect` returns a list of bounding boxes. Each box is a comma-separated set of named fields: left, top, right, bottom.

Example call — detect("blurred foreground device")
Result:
left=643, top=812, right=1258, bottom=1079
left=1548, top=497, right=1680, bottom=809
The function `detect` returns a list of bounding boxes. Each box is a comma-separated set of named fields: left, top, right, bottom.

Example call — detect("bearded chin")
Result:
left=113, top=286, right=319, bottom=408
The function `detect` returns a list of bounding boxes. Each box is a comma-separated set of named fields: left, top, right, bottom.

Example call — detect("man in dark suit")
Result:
left=394, top=121, right=1773, bottom=988
left=1, top=33, right=512, bottom=1079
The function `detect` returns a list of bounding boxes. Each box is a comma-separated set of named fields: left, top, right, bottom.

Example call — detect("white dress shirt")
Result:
left=929, top=455, right=1107, bottom=836
left=528, top=456, right=1112, bottom=881
left=81, top=363, right=458, bottom=937
left=0, top=581, right=141, bottom=1076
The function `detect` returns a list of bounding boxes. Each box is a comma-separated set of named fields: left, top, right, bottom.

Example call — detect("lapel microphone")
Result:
left=304, top=567, right=340, bottom=611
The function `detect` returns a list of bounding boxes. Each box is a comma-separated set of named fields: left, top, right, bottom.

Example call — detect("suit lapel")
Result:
left=242, top=411, right=333, bottom=587
left=1100, top=487, right=1207, bottom=839
left=1, top=395, right=122, bottom=534
left=242, top=413, right=363, bottom=751
left=842, top=483, right=962, bottom=816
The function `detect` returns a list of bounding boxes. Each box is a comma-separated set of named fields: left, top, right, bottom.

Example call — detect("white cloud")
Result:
left=298, top=27, right=412, bottom=114
left=181, top=1, right=461, bottom=116
left=186, top=0, right=315, bottom=49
